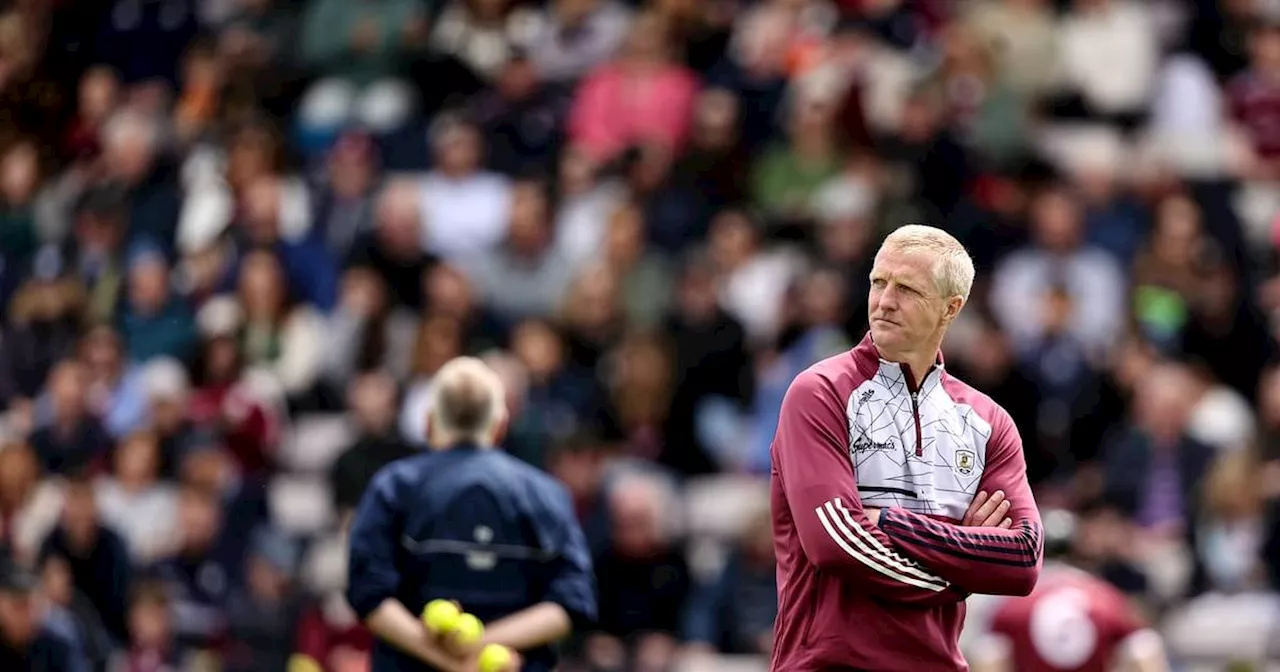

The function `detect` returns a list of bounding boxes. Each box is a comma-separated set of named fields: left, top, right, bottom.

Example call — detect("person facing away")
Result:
left=770, top=224, right=1044, bottom=672
left=347, top=356, right=598, bottom=672
left=968, top=510, right=1169, bottom=672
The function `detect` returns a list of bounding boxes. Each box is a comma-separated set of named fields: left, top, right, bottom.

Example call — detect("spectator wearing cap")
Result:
left=223, top=527, right=304, bottom=672
left=0, top=562, right=88, bottom=670
left=79, top=325, right=148, bottom=440
left=119, top=239, right=197, bottom=364
left=29, top=360, right=112, bottom=476
left=97, top=430, right=180, bottom=564
left=567, top=11, right=699, bottom=165
left=37, top=474, right=133, bottom=643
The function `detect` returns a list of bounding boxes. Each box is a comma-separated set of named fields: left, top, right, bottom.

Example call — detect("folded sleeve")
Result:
left=774, top=369, right=966, bottom=606
left=879, top=407, right=1043, bottom=596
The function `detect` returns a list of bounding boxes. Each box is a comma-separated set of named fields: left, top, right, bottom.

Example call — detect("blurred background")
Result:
left=0, top=0, right=1278, bottom=670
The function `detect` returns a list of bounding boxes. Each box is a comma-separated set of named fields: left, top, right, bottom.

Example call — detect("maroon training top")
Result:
left=988, top=564, right=1147, bottom=672
left=770, top=334, right=1044, bottom=671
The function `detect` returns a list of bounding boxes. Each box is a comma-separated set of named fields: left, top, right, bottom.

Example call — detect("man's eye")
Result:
left=871, top=278, right=886, bottom=288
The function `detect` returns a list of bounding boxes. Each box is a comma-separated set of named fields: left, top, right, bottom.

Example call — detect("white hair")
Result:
left=878, top=224, right=975, bottom=301
left=428, top=356, right=507, bottom=446
left=102, top=109, right=161, bottom=154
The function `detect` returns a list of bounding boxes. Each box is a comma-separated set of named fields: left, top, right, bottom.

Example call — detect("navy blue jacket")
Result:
left=347, top=446, right=597, bottom=672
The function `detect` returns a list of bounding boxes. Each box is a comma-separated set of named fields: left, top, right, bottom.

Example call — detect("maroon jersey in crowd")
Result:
left=1227, top=69, right=1280, bottom=160
left=770, top=335, right=1043, bottom=671
left=987, top=564, right=1148, bottom=672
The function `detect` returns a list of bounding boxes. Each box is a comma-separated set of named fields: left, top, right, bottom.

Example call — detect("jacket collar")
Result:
left=850, top=332, right=946, bottom=394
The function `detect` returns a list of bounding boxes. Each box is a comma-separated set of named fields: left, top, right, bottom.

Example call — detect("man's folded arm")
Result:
left=775, top=370, right=966, bottom=606
left=878, top=409, right=1043, bottom=596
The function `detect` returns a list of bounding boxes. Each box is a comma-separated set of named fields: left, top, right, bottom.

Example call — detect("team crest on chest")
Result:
left=955, top=449, right=976, bottom=476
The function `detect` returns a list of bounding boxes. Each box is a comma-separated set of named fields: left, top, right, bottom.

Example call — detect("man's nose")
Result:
left=877, top=287, right=898, bottom=310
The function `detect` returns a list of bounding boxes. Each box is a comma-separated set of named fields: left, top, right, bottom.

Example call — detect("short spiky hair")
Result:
left=428, top=356, right=507, bottom=445
left=878, top=225, right=975, bottom=301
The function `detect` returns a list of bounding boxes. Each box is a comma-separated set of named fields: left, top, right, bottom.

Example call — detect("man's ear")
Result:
left=943, top=296, right=965, bottom=324
left=489, top=408, right=510, bottom=447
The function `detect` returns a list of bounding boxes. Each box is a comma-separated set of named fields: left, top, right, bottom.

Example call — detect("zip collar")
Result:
left=850, top=332, right=945, bottom=395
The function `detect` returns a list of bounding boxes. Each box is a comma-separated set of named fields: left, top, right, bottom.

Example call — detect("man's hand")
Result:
left=962, top=491, right=1012, bottom=528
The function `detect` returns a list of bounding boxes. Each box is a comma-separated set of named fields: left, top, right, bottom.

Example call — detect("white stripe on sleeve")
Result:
left=815, top=500, right=949, bottom=591
left=832, top=498, right=949, bottom=586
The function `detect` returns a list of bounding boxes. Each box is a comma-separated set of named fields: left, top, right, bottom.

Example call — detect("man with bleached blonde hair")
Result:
left=770, top=225, right=1043, bottom=671
left=348, top=356, right=597, bottom=672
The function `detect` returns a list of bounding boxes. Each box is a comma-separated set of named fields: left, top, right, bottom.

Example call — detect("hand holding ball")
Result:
left=478, top=644, right=515, bottom=672
left=422, top=600, right=462, bottom=635
left=452, top=613, right=485, bottom=647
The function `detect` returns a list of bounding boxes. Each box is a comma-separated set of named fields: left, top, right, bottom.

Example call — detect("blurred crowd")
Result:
left=1, top=0, right=1280, bottom=669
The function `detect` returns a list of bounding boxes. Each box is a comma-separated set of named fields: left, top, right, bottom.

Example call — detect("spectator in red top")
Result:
left=568, top=12, right=699, bottom=164
left=292, top=599, right=374, bottom=672
left=62, top=66, right=119, bottom=161
left=112, top=579, right=192, bottom=672
left=1227, top=16, right=1280, bottom=179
